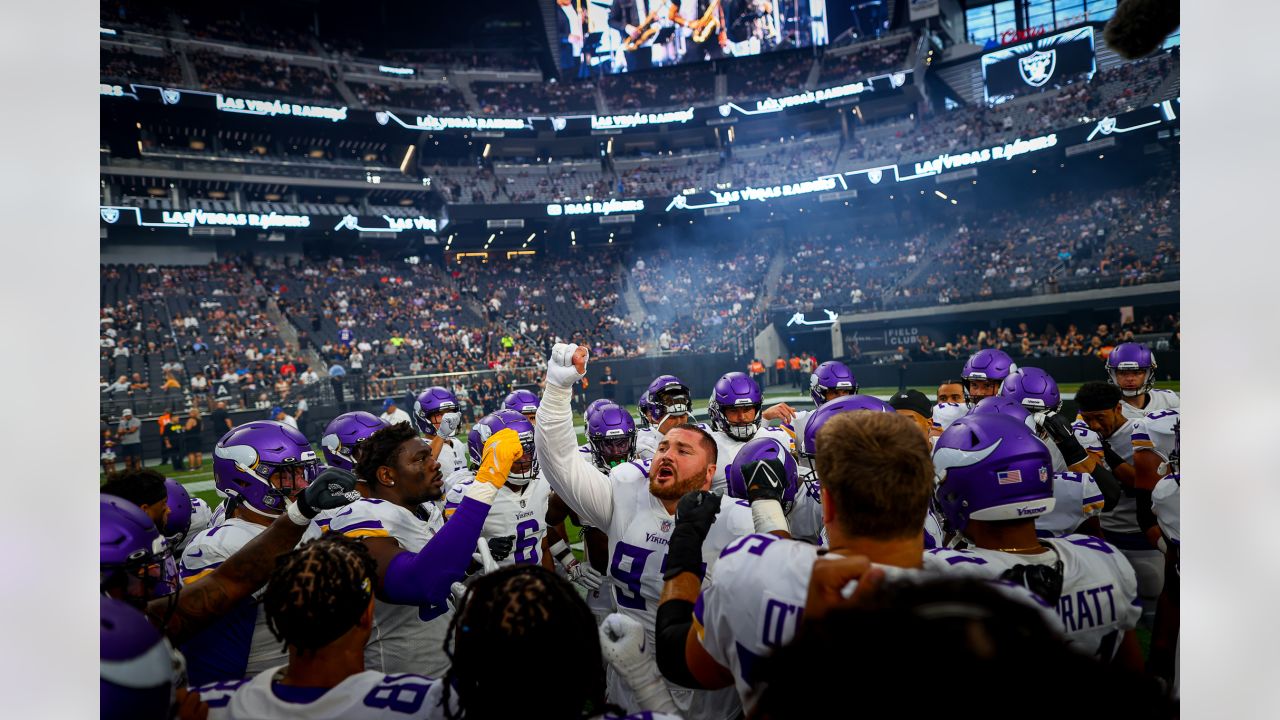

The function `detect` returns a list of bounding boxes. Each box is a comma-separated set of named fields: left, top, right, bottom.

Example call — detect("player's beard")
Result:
left=648, top=461, right=706, bottom=502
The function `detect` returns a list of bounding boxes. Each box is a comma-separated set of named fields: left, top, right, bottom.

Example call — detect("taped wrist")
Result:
left=751, top=499, right=788, bottom=535
left=285, top=501, right=310, bottom=527
left=655, top=599, right=701, bottom=689
left=550, top=539, right=574, bottom=566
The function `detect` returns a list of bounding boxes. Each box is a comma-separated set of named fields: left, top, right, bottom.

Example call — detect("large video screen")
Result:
left=980, top=26, right=1096, bottom=105
left=551, top=0, right=832, bottom=76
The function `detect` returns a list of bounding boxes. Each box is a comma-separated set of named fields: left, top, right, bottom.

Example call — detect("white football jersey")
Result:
left=174, top=497, right=214, bottom=555
left=445, top=475, right=552, bottom=568
left=198, top=667, right=439, bottom=720
left=1097, top=420, right=1139, bottom=535
left=1152, top=473, right=1180, bottom=547
left=634, top=427, right=662, bottom=460
left=1036, top=472, right=1106, bottom=538
left=1120, top=388, right=1179, bottom=421
left=436, top=437, right=468, bottom=477
left=328, top=498, right=452, bottom=677
left=931, top=402, right=968, bottom=434
left=785, top=480, right=824, bottom=544
left=1132, top=408, right=1180, bottom=464
left=179, top=518, right=287, bottom=683
left=709, top=426, right=793, bottom=495
left=924, top=535, right=1141, bottom=659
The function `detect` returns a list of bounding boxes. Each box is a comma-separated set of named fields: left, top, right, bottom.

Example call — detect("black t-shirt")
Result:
left=602, top=374, right=616, bottom=398
left=210, top=409, right=230, bottom=432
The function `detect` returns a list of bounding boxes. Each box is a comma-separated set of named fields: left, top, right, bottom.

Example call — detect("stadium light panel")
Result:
left=483, top=143, right=491, bottom=158
left=935, top=191, right=948, bottom=200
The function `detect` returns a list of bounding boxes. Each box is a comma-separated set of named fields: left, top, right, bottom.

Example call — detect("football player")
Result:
left=792, top=395, right=899, bottom=545
left=927, top=413, right=1143, bottom=665
left=100, top=596, right=197, bottom=720
left=163, top=478, right=212, bottom=556
left=101, top=469, right=171, bottom=532
left=503, top=388, right=541, bottom=425
left=1075, top=381, right=1163, bottom=624
left=936, top=378, right=966, bottom=405
left=320, top=411, right=388, bottom=474
left=102, top=438, right=363, bottom=654
left=412, top=387, right=469, bottom=488
left=960, top=348, right=1016, bottom=405
left=706, top=371, right=792, bottom=494
left=179, top=421, right=325, bottom=683
left=758, top=359, right=858, bottom=443
left=536, top=343, right=759, bottom=720
left=635, top=375, right=696, bottom=459
left=444, top=410, right=553, bottom=572
left=334, top=420, right=520, bottom=676
left=654, top=410, right=936, bottom=713
left=1106, top=342, right=1180, bottom=420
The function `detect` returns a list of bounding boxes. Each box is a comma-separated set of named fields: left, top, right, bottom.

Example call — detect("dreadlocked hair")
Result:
left=442, top=565, right=618, bottom=720
left=355, top=421, right=420, bottom=484
left=262, top=533, right=376, bottom=655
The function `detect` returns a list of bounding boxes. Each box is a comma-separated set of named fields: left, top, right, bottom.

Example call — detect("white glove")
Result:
left=546, top=342, right=585, bottom=389
left=437, top=411, right=462, bottom=439
left=599, top=613, right=679, bottom=713
left=565, top=558, right=604, bottom=591
left=446, top=581, right=469, bottom=614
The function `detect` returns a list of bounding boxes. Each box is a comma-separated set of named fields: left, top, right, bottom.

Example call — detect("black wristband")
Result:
left=655, top=599, right=702, bottom=689
left=1053, top=435, right=1088, bottom=467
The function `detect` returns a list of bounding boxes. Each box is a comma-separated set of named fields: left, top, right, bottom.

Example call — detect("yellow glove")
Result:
left=475, top=428, right=524, bottom=489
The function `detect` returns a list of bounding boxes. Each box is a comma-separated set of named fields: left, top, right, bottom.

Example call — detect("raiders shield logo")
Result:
left=867, top=168, right=883, bottom=185
left=375, top=111, right=390, bottom=126
left=718, top=103, right=733, bottom=118
left=890, top=72, right=907, bottom=89
left=161, top=89, right=181, bottom=105
left=1097, top=116, right=1118, bottom=136
left=1018, top=50, right=1056, bottom=87
left=551, top=116, right=567, bottom=131
left=100, top=207, right=121, bottom=224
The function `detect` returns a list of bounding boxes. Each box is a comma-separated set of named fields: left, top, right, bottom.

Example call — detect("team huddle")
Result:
left=100, top=341, right=1181, bottom=719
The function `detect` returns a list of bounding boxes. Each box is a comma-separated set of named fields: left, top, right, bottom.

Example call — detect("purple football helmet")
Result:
left=809, top=360, right=859, bottom=407
left=213, top=421, right=319, bottom=518
left=961, top=349, right=1017, bottom=405
left=413, top=387, right=460, bottom=436
left=635, top=392, right=653, bottom=428
left=968, top=396, right=1038, bottom=432
left=161, top=479, right=194, bottom=550
left=1000, top=367, right=1062, bottom=414
left=725, top=436, right=799, bottom=512
left=322, top=411, right=388, bottom=471
left=932, top=414, right=1055, bottom=536
left=468, top=410, right=538, bottom=484
left=708, top=372, right=764, bottom=441
left=585, top=398, right=614, bottom=420
left=586, top=403, right=637, bottom=471
left=101, top=495, right=179, bottom=607
left=101, top=596, right=182, bottom=720
left=1105, top=342, right=1158, bottom=397
left=503, top=389, right=541, bottom=421
left=638, top=375, right=692, bottom=427
left=797, top=394, right=896, bottom=459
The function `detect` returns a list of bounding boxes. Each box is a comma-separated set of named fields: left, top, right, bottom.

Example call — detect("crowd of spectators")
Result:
left=601, top=64, right=716, bottom=110
left=352, top=81, right=470, bottom=112
left=724, top=48, right=816, bottom=101
left=99, top=260, right=310, bottom=418
left=815, top=33, right=913, bottom=85
left=630, top=241, right=771, bottom=354
left=474, top=79, right=597, bottom=115
left=100, top=46, right=184, bottom=85
left=776, top=226, right=932, bottom=315
left=870, top=313, right=1180, bottom=369
left=190, top=52, right=338, bottom=101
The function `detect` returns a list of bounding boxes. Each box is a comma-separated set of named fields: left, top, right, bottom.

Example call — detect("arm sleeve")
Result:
left=381, top=495, right=491, bottom=606
left=1088, top=463, right=1123, bottom=512
left=534, top=383, right=614, bottom=529
left=655, top=599, right=703, bottom=689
